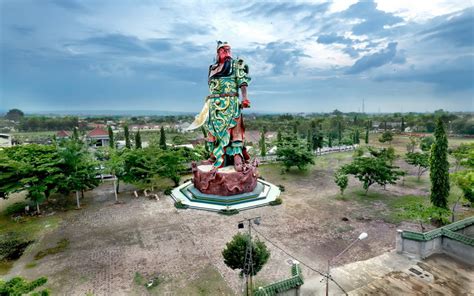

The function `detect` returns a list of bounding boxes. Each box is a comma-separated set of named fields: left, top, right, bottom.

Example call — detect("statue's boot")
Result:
left=234, top=154, right=244, bottom=172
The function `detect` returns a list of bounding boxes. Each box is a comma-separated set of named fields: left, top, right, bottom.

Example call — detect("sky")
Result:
left=1, top=0, right=473, bottom=113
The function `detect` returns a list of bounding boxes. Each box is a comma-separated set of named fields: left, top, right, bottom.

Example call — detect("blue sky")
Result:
left=1, top=0, right=473, bottom=113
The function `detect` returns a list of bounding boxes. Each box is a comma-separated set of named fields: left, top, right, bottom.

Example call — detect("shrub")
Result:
left=218, top=209, right=239, bottom=215
left=269, top=198, right=282, bottom=206
left=164, top=187, right=173, bottom=195
left=4, top=202, right=29, bottom=216
left=174, top=200, right=188, bottom=209
left=277, top=184, right=285, bottom=192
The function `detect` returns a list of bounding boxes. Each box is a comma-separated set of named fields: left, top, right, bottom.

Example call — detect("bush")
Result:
left=218, top=209, right=239, bottom=215
left=277, top=184, right=285, bottom=192
left=0, top=233, right=34, bottom=261
left=4, top=202, right=29, bottom=216
left=164, top=187, right=173, bottom=195
left=174, top=200, right=188, bottom=209
left=269, top=198, right=282, bottom=206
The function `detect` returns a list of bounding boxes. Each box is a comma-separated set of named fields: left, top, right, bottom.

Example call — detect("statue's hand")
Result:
left=242, top=99, right=251, bottom=108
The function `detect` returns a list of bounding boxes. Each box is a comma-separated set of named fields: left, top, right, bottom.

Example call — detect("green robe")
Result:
left=207, top=58, right=251, bottom=168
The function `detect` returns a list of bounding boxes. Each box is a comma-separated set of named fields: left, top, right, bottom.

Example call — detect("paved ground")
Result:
left=4, top=152, right=442, bottom=295
left=302, top=252, right=473, bottom=295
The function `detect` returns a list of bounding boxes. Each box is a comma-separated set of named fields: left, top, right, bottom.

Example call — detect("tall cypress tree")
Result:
left=401, top=117, right=405, bottom=132
left=73, top=126, right=79, bottom=141
left=306, top=129, right=312, bottom=151
left=124, top=125, right=131, bottom=149
left=337, top=121, right=342, bottom=144
left=365, top=121, right=370, bottom=144
left=430, top=118, right=450, bottom=209
left=160, top=126, right=167, bottom=150
left=108, top=126, right=114, bottom=149
left=135, top=130, right=142, bottom=149
left=260, top=128, right=266, bottom=156
left=277, top=129, right=282, bottom=145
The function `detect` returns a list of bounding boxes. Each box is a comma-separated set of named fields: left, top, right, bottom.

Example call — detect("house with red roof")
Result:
left=87, top=126, right=109, bottom=147
left=56, top=130, right=70, bottom=139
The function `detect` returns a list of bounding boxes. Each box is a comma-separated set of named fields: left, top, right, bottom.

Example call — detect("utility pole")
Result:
left=239, top=216, right=261, bottom=296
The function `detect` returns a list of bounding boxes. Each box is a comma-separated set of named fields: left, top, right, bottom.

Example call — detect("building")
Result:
left=0, top=134, right=12, bottom=148
left=56, top=130, right=70, bottom=139
left=87, top=127, right=109, bottom=147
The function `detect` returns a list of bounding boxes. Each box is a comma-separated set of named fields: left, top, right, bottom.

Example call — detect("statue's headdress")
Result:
left=216, top=40, right=231, bottom=51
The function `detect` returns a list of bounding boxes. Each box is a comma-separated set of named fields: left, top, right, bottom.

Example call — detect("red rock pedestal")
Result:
left=191, top=161, right=259, bottom=196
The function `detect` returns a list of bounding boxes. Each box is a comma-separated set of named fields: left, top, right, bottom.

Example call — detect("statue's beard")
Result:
left=218, top=54, right=231, bottom=64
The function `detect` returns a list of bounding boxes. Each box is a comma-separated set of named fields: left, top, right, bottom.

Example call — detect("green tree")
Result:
left=160, top=126, right=167, bottom=150
left=135, top=130, right=142, bottom=149
left=401, top=117, right=405, bottom=132
left=341, top=156, right=404, bottom=195
left=124, top=125, right=131, bottom=149
left=337, top=121, right=342, bottom=144
left=72, top=127, right=79, bottom=141
left=155, top=149, right=186, bottom=186
left=420, top=136, right=434, bottom=152
left=365, top=121, right=370, bottom=144
left=0, top=144, right=63, bottom=213
left=5, top=108, right=24, bottom=122
left=222, top=233, right=270, bottom=276
left=105, top=148, right=126, bottom=201
left=306, top=129, right=312, bottom=151
left=378, top=131, right=393, bottom=145
left=108, top=126, right=114, bottom=149
left=276, top=136, right=315, bottom=172
left=57, top=139, right=100, bottom=209
left=0, top=276, right=49, bottom=296
left=334, top=171, right=348, bottom=195
left=405, top=152, right=430, bottom=180
left=277, top=129, right=282, bottom=145
left=429, top=118, right=450, bottom=209
left=260, top=128, right=267, bottom=157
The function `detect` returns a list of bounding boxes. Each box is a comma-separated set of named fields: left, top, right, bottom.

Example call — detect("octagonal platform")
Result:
left=171, top=178, right=281, bottom=211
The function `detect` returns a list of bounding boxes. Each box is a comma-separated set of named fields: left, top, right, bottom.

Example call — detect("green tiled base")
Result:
left=182, top=182, right=265, bottom=206
left=171, top=179, right=281, bottom=211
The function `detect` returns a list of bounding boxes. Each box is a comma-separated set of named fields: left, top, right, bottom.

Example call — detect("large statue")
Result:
left=189, top=41, right=251, bottom=172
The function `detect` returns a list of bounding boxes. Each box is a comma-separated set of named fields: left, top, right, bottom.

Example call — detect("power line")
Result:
left=252, top=227, right=348, bottom=295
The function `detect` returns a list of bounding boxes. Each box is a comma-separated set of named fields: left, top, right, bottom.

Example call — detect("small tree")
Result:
left=156, top=150, right=186, bottom=186
left=341, top=156, right=404, bottom=195
left=105, top=148, right=126, bottom=201
left=334, top=171, right=348, bottom=195
left=420, top=136, right=434, bottom=152
left=0, top=144, right=63, bottom=213
left=378, top=131, right=393, bottom=145
left=135, top=130, right=142, bottom=149
left=57, top=139, right=100, bottom=209
left=276, top=136, right=314, bottom=172
left=405, top=152, right=430, bottom=180
left=406, top=136, right=418, bottom=153
left=108, top=125, right=114, bottom=149
left=222, top=233, right=270, bottom=277
left=159, top=126, right=167, bottom=150
left=402, top=204, right=450, bottom=231
left=430, top=118, right=449, bottom=209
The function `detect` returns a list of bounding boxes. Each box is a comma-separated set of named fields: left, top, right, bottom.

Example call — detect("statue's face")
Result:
left=218, top=46, right=231, bottom=63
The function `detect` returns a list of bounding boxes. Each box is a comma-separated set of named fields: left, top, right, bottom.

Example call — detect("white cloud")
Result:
left=375, top=0, right=473, bottom=22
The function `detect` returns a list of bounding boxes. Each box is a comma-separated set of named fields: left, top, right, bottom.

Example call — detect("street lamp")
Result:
left=326, top=232, right=368, bottom=296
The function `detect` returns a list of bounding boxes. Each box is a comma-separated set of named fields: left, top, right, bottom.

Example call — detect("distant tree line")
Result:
left=18, top=116, right=80, bottom=132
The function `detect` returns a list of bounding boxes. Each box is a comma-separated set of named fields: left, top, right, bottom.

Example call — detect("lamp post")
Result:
left=326, top=232, right=368, bottom=296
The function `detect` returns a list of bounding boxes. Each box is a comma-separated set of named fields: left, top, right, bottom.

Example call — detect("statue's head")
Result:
left=216, top=41, right=231, bottom=63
